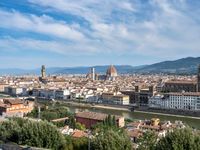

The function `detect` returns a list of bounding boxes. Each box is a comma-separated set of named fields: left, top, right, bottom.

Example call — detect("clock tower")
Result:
left=41, top=65, right=46, bottom=78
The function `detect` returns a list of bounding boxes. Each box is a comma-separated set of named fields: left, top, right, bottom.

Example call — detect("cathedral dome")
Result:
left=106, top=65, right=117, bottom=77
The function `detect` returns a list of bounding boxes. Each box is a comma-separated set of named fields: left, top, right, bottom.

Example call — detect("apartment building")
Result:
left=101, top=92, right=130, bottom=105
left=149, top=92, right=200, bottom=111
left=0, top=98, right=34, bottom=117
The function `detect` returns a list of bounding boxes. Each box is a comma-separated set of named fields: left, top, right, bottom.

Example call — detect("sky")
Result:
left=0, top=0, right=200, bottom=69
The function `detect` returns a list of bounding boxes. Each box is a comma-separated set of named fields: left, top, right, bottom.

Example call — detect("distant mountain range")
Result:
left=0, top=57, right=200, bottom=75
left=134, top=57, right=200, bottom=74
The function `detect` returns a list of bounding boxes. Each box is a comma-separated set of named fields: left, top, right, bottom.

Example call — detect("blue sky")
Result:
left=0, top=0, right=200, bottom=69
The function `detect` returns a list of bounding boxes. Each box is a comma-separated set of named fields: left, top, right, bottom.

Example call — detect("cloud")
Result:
left=0, top=36, right=101, bottom=55
left=0, top=9, right=85, bottom=41
left=28, top=0, right=137, bottom=25
left=1, top=0, right=200, bottom=62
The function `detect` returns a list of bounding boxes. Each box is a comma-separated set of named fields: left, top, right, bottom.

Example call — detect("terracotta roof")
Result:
left=0, top=103, right=9, bottom=108
left=75, top=111, right=122, bottom=121
left=4, top=99, right=24, bottom=105
left=126, top=129, right=143, bottom=138
left=127, top=122, right=141, bottom=127
left=72, top=130, right=87, bottom=138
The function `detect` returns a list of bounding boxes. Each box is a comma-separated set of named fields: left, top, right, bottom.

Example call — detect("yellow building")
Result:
left=101, top=92, right=129, bottom=105
left=151, top=118, right=160, bottom=126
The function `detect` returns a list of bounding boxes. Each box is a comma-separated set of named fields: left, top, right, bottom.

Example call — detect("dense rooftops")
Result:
left=165, top=80, right=196, bottom=84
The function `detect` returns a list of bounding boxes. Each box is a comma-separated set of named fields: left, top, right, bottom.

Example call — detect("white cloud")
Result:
left=28, top=0, right=137, bottom=24
left=119, top=2, right=136, bottom=11
left=0, top=9, right=85, bottom=41
left=0, top=36, right=102, bottom=55
left=1, top=0, right=200, bottom=60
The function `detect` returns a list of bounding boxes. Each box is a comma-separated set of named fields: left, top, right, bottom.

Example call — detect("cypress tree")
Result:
left=108, top=114, right=112, bottom=126
left=112, top=116, right=116, bottom=127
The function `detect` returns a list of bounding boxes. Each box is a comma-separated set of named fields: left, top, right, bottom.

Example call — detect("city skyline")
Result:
left=0, top=0, right=200, bottom=68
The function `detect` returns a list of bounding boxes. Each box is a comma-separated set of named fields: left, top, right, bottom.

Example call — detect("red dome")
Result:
left=106, top=65, right=117, bottom=77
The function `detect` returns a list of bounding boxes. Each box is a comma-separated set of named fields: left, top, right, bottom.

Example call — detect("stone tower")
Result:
left=91, top=67, right=95, bottom=81
left=197, top=65, right=200, bottom=92
left=41, top=65, right=46, bottom=78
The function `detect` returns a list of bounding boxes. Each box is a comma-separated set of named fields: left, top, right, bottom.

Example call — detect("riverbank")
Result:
left=0, top=93, right=11, bottom=98
left=37, top=100, right=200, bottom=129
left=90, top=105, right=200, bottom=120
left=58, top=101, right=200, bottom=120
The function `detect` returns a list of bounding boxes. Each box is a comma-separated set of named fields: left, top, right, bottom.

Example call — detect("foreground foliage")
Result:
left=137, top=128, right=200, bottom=150
left=0, top=118, right=66, bottom=150
left=65, top=136, right=88, bottom=150
left=91, top=116, right=132, bottom=150
left=27, top=106, right=72, bottom=121
left=92, top=128, right=132, bottom=150
left=137, top=131, right=157, bottom=150
left=155, top=128, right=200, bottom=150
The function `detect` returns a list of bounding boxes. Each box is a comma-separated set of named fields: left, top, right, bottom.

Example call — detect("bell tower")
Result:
left=197, top=65, right=200, bottom=92
left=41, top=65, right=46, bottom=78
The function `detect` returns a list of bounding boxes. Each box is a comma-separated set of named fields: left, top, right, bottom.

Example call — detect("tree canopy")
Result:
left=27, top=106, right=72, bottom=121
left=91, top=128, right=132, bottom=150
left=137, top=130, right=157, bottom=150
left=0, top=118, right=66, bottom=150
left=155, top=128, right=200, bottom=150
left=137, top=128, right=200, bottom=150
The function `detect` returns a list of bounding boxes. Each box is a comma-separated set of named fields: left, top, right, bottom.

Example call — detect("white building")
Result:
left=168, top=92, right=200, bottom=110
left=101, top=92, right=130, bottom=105
left=149, top=92, right=200, bottom=111
left=39, top=89, right=49, bottom=98
left=32, top=88, right=40, bottom=97
left=149, top=95, right=168, bottom=108
left=47, top=89, right=56, bottom=99
left=4, top=86, right=23, bottom=96
left=55, top=89, right=70, bottom=100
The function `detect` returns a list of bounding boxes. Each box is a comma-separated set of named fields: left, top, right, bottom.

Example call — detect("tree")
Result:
left=75, top=122, right=86, bottom=131
left=125, top=118, right=133, bottom=125
left=112, top=116, right=116, bottom=127
left=72, top=137, right=88, bottom=150
left=155, top=128, right=200, bottom=150
left=137, top=130, right=157, bottom=150
left=65, top=136, right=88, bottom=150
left=0, top=119, right=21, bottom=143
left=91, top=128, right=132, bottom=150
left=107, top=114, right=112, bottom=126
left=27, top=106, right=72, bottom=122
left=102, top=115, right=116, bottom=127
left=68, top=116, right=76, bottom=129
left=65, top=136, right=73, bottom=150
left=0, top=118, right=66, bottom=150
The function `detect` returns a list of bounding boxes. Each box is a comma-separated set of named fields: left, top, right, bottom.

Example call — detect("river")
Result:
left=65, top=105, right=200, bottom=129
